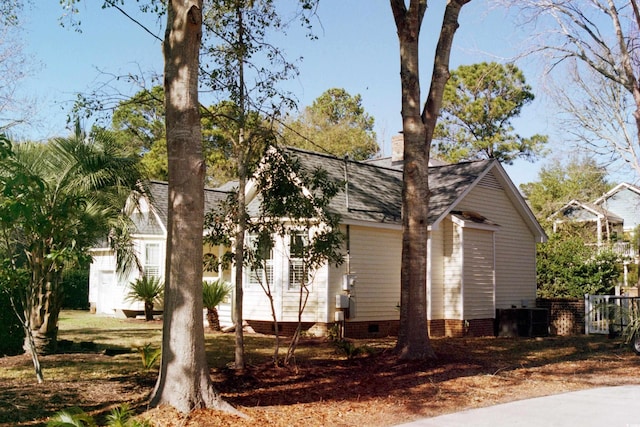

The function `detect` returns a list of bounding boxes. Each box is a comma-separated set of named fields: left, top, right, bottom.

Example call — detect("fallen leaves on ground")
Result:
left=2, top=335, right=639, bottom=426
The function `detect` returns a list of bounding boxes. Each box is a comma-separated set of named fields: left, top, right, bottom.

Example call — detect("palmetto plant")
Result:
left=202, top=279, right=231, bottom=331
left=47, top=404, right=152, bottom=427
left=125, top=276, right=164, bottom=321
left=0, top=129, right=145, bottom=384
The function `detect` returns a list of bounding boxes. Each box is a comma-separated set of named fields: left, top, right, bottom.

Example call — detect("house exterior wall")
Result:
left=242, top=231, right=330, bottom=325
left=600, top=187, right=640, bottom=232
left=429, top=226, right=445, bottom=320
left=344, top=225, right=402, bottom=322
left=89, top=235, right=168, bottom=316
left=462, top=227, right=495, bottom=320
left=443, top=218, right=463, bottom=319
left=88, top=249, right=118, bottom=315
left=456, top=171, right=537, bottom=309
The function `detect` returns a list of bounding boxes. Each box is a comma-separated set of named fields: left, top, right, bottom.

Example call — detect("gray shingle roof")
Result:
left=138, top=181, right=231, bottom=234
left=281, top=147, right=493, bottom=226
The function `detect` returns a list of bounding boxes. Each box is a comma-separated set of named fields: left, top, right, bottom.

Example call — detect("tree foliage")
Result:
left=537, top=234, right=620, bottom=298
left=0, top=130, right=144, bottom=381
left=282, top=88, right=379, bottom=160
left=433, top=62, right=547, bottom=165
left=520, top=156, right=611, bottom=225
left=205, top=146, right=344, bottom=365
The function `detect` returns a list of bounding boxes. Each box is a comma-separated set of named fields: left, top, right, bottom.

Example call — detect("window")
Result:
left=246, top=233, right=273, bottom=287
left=288, top=231, right=307, bottom=289
left=144, top=243, right=161, bottom=279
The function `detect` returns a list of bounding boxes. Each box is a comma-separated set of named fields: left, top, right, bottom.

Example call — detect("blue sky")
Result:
left=14, top=1, right=553, bottom=187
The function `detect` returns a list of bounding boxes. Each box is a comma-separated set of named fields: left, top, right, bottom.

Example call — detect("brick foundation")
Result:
left=246, top=318, right=496, bottom=339
left=246, top=320, right=317, bottom=337
left=343, top=320, right=399, bottom=339
left=428, top=319, right=495, bottom=337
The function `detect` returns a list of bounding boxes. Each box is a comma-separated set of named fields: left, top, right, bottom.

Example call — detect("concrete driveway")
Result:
left=396, top=385, right=640, bottom=427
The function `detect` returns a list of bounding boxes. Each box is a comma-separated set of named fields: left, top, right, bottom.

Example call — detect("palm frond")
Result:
left=203, top=279, right=231, bottom=309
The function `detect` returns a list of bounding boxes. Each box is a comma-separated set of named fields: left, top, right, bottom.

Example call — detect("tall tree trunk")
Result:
left=207, top=307, right=221, bottom=332
left=234, top=156, right=247, bottom=371
left=150, top=1, right=236, bottom=414
left=232, top=1, right=248, bottom=371
left=391, top=0, right=470, bottom=360
left=25, top=259, right=61, bottom=355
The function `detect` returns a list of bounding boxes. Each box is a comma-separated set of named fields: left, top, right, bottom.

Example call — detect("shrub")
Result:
left=125, top=276, right=164, bottom=321
left=202, top=279, right=231, bottom=331
left=137, top=344, right=161, bottom=370
left=537, top=234, right=620, bottom=298
left=62, top=269, right=90, bottom=310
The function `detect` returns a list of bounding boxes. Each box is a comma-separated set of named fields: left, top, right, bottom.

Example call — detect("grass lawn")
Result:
left=1, top=310, right=640, bottom=426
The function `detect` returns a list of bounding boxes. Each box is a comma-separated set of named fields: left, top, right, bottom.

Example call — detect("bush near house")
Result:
left=537, top=234, right=620, bottom=298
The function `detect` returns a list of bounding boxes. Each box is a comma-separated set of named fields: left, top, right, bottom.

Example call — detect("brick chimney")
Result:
left=391, top=133, right=404, bottom=164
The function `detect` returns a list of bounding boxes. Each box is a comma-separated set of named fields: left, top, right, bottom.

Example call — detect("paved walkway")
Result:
left=396, top=385, right=640, bottom=427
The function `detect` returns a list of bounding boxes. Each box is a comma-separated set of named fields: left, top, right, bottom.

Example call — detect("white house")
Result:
left=89, top=146, right=546, bottom=338
left=88, top=182, right=232, bottom=318
left=238, top=147, right=547, bottom=338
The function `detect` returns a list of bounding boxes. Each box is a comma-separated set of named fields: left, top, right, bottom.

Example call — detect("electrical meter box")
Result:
left=335, top=294, right=350, bottom=309
left=342, top=274, right=357, bottom=291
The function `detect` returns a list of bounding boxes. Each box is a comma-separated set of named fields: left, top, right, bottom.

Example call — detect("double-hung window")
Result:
left=288, top=231, right=308, bottom=289
left=246, top=233, right=274, bottom=287
left=144, top=243, right=161, bottom=279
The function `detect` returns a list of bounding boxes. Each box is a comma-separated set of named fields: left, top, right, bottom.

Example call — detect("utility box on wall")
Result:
left=336, top=294, right=350, bottom=309
left=342, top=274, right=356, bottom=291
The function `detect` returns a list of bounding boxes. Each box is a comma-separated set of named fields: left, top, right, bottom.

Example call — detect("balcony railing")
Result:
left=588, top=241, right=639, bottom=259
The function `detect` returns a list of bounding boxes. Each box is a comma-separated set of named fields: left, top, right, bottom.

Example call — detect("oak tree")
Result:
left=390, top=0, right=471, bottom=360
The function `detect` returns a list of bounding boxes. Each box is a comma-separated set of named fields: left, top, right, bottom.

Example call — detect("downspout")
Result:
left=343, top=156, right=351, bottom=274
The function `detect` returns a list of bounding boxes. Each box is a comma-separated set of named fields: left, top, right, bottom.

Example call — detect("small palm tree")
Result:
left=125, top=276, right=164, bottom=321
left=203, top=279, right=231, bottom=331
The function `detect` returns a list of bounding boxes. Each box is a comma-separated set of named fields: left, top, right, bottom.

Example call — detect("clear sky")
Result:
left=13, top=1, right=555, bottom=188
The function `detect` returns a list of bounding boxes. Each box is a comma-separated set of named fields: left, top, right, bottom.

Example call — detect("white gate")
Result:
left=584, top=294, right=640, bottom=335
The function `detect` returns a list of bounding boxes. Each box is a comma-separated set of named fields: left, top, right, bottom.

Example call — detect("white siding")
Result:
left=462, top=228, right=495, bottom=319
left=242, top=232, right=330, bottom=323
left=456, top=171, right=537, bottom=309
left=89, top=250, right=118, bottom=314
left=429, top=227, right=445, bottom=319
left=347, top=225, right=402, bottom=321
left=443, top=218, right=463, bottom=319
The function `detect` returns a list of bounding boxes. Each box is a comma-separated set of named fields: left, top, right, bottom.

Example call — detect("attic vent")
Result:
left=479, top=172, right=502, bottom=190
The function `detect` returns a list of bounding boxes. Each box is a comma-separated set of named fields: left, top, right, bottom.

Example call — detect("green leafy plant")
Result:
left=332, top=339, right=371, bottom=360
left=137, top=344, right=161, bottom=370
left=48, top=404, right=152, bottom=427
left=47, top=407, right=96, bottom=427
left=125, top=276, right=164, bottom=321
left=106, top=403, right=152, bottom=427
left=202, top=279, right=231, bottom=332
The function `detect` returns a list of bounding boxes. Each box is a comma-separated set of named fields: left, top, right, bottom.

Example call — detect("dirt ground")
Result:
left=2, top=335, right=640, bottom=427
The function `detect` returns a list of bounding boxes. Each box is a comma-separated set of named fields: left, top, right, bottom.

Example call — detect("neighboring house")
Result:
left=550, top=182, right=640, bottom=259
left=595, top=183, right=640, bottom=235
left=88, top=181, right=233, bottom=319
left=89, top=146, right=547, bottom=338
left=239, top=146, right=547, bottom=338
